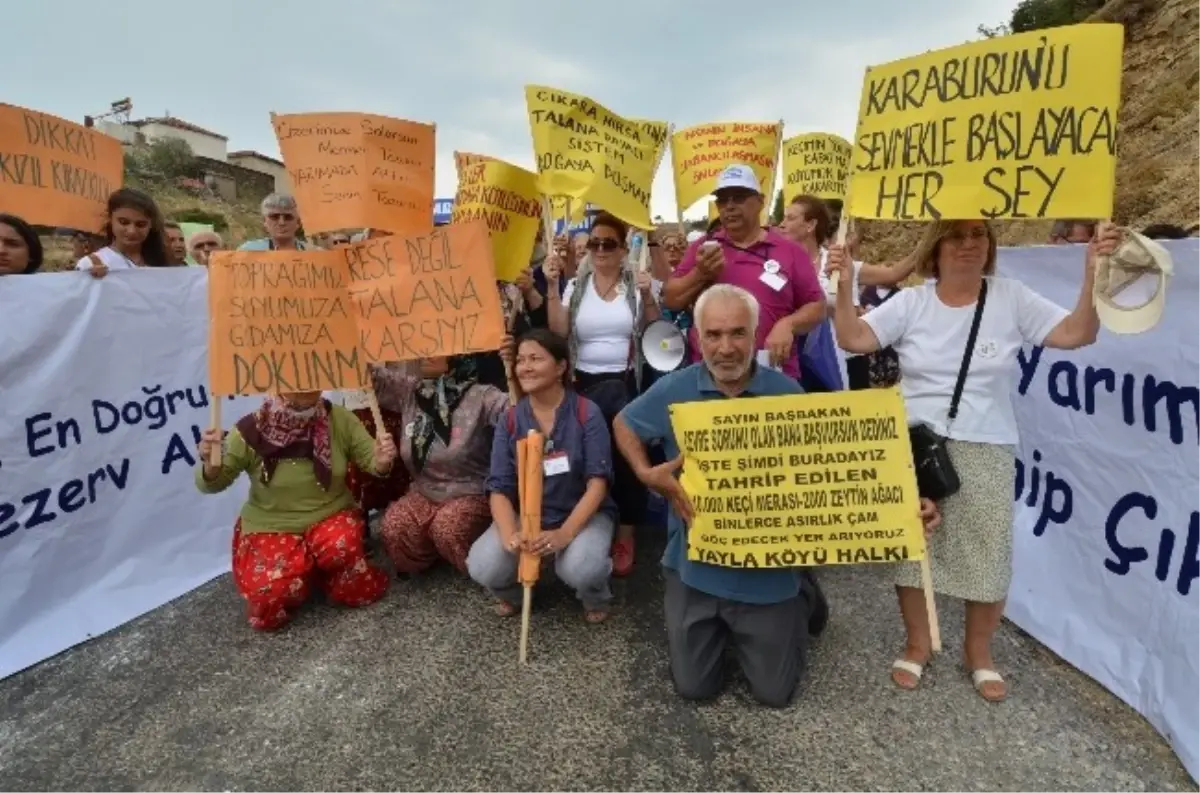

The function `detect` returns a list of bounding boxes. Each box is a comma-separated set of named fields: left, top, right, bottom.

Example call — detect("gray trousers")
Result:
left=466, top=513, right=614, bottom=611
left=664, top=569, right=816, bottom=708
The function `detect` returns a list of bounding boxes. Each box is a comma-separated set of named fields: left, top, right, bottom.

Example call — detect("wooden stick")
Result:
left=364, top=389, right=386, bottom=438
left=208, top=397, right=222, bottom=467
left=518, top=586, right=534, bottom=665
left=920, top=554, right=942, bottom=653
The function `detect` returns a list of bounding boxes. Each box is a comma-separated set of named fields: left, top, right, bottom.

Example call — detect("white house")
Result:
left=227, top=150, right=291, bottom=194
left=127, top=116, right=229, bottom=161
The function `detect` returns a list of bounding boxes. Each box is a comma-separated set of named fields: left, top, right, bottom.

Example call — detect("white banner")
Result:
left=0, top=269, right=260, bottom=680
left=1000, top=240, right=1199, bottom=783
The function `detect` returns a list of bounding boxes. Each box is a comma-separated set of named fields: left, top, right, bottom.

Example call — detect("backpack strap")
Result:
left=506, top=405, right=517, bottom=436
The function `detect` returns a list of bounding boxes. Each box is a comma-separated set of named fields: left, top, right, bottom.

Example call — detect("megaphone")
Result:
left=642, top=318, right=687, bottom=373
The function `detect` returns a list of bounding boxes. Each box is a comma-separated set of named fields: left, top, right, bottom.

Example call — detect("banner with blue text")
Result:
left=1000, top=239, right=1199, bottom=783
left=0, top=269, right=261, bottom=680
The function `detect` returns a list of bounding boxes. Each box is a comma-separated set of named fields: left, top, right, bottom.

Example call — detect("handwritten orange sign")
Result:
left=0, top=104, right=123, bottom=232
left=207, top=250, right=368, bottom=396
left=272, top=111, right=435, bottom=236
left=344, top=220, right=505, bottom=362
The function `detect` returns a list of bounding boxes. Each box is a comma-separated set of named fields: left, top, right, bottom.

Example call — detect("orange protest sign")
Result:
left=272, top=111, right=435, bottom=236
left=207, top=250, right=369, bottom=396
left=0, top=104, right=123, bottom=232
left=344, top=220, right=506, bottom=362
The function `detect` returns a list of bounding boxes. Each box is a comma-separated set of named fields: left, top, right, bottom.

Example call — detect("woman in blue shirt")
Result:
left=466, top=329, right=618, bottom=623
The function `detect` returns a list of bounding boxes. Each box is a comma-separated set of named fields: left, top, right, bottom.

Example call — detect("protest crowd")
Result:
left=0, top=20, right=1191, bottom=738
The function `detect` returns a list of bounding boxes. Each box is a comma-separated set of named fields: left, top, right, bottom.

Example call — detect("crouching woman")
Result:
left=466, top=329, right=618, bottom=623
left=196, top=392, right=396, bottom=630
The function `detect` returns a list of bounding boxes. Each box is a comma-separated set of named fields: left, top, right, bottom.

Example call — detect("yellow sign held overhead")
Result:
left=671, top=121, right=783, bottom=214
left=670, top=389, right=926, bottom=569
left=525, top=85, right=667, bottom=229
left=782, top=133, right=851, bottom=202
left=849, top=23, right=1124, bottom=222
left=451, top=155, right=543, bottom=282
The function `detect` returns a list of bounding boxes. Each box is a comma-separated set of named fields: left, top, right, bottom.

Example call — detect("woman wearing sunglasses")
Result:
left=237, top=194, right=310, bottom=251
left=545, top=212, right=660, bottom=577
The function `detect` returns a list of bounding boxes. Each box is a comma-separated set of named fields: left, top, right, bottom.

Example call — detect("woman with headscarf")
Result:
left=195, top=391, right=396, bottom=631
left=372, top=355, right=509, bottom=574
left=0, top=214, right=44, bottom=275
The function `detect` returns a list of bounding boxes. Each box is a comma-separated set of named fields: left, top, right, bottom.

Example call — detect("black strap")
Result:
left=948, top=280, right=988, bottom=423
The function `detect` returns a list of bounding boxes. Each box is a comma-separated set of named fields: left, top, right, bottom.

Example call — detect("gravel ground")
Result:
left=0, top=529, right=1193, bottom=792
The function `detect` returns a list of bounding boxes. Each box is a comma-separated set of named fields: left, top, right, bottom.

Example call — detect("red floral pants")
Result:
left=345, top=408, right=411, bottom=513
left=378, top=491, right=492, bottom=574
left=231, top=509, right=389, bottom=631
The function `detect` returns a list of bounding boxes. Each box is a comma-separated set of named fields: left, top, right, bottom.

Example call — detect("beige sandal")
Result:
left=971, top=669, right=1007, bottom=702
left=495, top=600, right=517, bottom=617
left=891, top=659, right=924, bottom=690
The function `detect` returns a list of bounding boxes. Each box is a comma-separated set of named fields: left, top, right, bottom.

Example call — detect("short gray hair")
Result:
left=261, top=193, right=298, bottom=215
left=694, top=284, right=760, bottom=337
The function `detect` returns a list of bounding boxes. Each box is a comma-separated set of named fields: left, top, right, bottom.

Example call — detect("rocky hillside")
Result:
left=856, top=0, right=1198, bottom=264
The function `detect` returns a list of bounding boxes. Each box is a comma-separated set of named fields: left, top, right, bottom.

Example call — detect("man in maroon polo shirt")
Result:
left=662, top=165, right=826, bottom=379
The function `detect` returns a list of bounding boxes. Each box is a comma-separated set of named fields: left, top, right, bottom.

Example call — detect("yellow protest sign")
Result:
left=525, top=85, right=667, bottom=229
left=671, top=121, right=782, bottom=213
left=782, top=133, right=851, bottom=202
left=670, top=389, right=925, bottom=569
left=451, top=156, right=542, bottom=282
left=849, top=23, right=1123, bottom=222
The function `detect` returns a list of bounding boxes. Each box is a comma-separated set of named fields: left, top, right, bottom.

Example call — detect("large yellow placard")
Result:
left=451, top=155, right=542, bottom=282
left=782, top=133, right=851, bottom=202
left=849, top=23, right=1123, bottom=222
left=525, top=85, right=667, bottom=229
left=671, top=121, right=782, bottom=213
left=670, top=389, right=925, bottom=569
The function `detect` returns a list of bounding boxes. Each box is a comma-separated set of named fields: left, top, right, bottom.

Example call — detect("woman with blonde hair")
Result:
left=828, top=218, right=1119, bottom=702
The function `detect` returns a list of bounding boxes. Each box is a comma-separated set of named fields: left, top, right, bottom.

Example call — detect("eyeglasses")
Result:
left=714, top=190, right=756, bottom=207
left=329, top=237, right=350, bottom=247
left=586, top=238, right=622, bottom=252
left=266, top=213, right=295, bottom=222
left=944, top=227, right=989, bottom=244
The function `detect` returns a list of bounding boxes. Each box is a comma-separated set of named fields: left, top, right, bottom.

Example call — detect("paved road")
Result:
left=1, top=531, right=1193, bottom=791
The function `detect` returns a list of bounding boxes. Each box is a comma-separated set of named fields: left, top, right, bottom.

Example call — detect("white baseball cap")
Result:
left=1093, top=229, right=1174, bottom=335
left=712, top=164, right=761, bottom=195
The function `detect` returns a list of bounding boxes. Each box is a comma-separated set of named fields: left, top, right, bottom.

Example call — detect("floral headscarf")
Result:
left=237, top=396, right=333, bottom=489
left=410, top=356, right=479, bottom=473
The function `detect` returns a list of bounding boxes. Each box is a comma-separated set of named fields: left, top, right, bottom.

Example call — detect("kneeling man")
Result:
left=615, top=283, right=938, bottom=706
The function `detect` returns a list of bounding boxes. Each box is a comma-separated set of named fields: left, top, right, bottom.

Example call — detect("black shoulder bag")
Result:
left=909, top=279, right=988, bottom=501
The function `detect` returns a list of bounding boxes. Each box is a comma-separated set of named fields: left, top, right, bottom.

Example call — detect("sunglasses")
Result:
left=586, top=238, right=622, bottom=252
left=330, top=238, right=350, bottom=246
left=714, top=190, right=756, bottom=207
left=266, top=213, right=295, bottom=222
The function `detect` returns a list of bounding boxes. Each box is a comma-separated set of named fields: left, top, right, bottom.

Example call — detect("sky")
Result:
left=5, top=0, right=1014, bottom=221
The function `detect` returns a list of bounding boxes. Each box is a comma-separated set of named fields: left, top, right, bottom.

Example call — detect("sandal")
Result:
left=971, top=669, right=1008, bottom=702
left=494, top=600, right=518, bottom=617
left=890, top=659, right=925, bottom=690
left=584, top=608, right=609, bottom=624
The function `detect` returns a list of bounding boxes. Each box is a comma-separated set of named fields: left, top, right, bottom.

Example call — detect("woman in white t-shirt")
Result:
left=75, top=188, right=171, bottom=277
left=828, top=218, right=1119, bottom=703
left=545, top=212, right=660, bottom=577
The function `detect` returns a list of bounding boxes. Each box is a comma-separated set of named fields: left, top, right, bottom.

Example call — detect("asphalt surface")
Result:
left=0, top=527, right=1193, bottom=792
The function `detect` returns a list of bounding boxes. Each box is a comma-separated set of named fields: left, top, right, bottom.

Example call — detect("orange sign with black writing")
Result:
left=344, top=220, right=505, bottom=363
left=207, top=250, right=368, bottom=396
left=272, top=111, right=435, bottom=236
left=0, top=104, right=123, bottom=232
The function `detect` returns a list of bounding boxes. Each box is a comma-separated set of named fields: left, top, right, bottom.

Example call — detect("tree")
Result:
left=1010, top=0, right=1106, bottom=33
left=142, top=137, right=198, bottom=179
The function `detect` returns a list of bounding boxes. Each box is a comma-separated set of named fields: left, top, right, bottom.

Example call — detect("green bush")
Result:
left=172, top=208, right=229, bottom=232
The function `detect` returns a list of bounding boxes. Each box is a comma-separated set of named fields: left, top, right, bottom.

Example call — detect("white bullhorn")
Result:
left=642, top=319, right=687, bottom=373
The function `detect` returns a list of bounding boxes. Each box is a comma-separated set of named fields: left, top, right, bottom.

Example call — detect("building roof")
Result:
left=228, top=149, right=284, bottom=167
left=131, top=116, right=228, bottom=141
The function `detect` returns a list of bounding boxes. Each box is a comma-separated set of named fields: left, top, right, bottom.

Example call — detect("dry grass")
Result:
left=855, top=0, right=1199, bottom=266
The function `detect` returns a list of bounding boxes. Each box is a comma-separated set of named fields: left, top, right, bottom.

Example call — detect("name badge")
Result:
left=759, top=271, right=787, bottom=291
left=763, top=259, right=780, bottom=274
left=404, top=422, right=415, bottom=438
left=543, top=451, right=570, bottom=477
